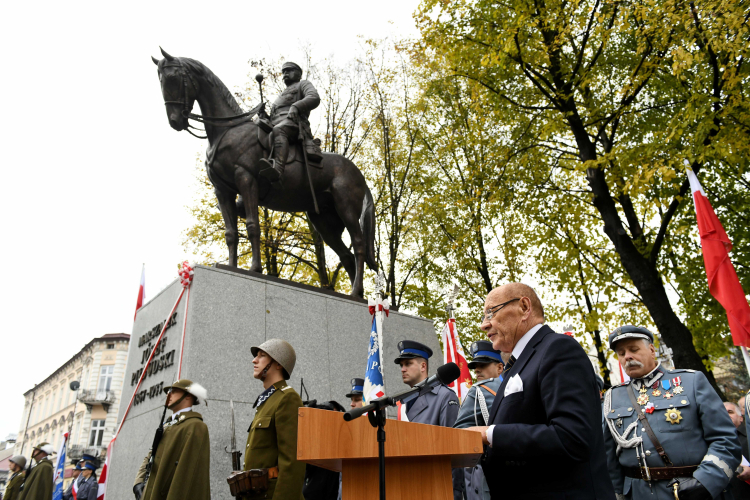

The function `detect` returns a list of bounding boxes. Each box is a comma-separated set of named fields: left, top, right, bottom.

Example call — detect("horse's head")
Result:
left=152, top=47, right=197, bottom=132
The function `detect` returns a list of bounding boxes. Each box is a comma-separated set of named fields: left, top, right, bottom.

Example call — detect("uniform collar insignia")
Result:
left=632, top=362, right=663, bottom=390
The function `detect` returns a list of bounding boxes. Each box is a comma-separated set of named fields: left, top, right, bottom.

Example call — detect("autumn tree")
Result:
left=417, top=0, right=750, bottom=392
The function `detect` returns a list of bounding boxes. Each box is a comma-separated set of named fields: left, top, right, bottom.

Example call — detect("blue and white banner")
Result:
left=52, top=432, right=69, bottom=500
left=363, top=297, right=389, bottom=404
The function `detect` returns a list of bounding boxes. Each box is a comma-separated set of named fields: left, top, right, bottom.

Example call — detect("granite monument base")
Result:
left=107, top=264, right=442, bottom=500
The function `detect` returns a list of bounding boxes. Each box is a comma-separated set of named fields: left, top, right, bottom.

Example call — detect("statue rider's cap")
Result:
left=608, top=325, right=654, bottom=349
left=394, top=340, right=433, bottom=364
left=346, top=378, right=365, bottom=398
left=468, top=340, right=503, bottom=369
left=281, top=61, right=302, bottom=73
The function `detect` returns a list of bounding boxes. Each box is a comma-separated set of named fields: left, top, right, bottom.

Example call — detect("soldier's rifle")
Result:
left=225, top=400, right=242, bottom=471
left=144, top=399, right=170, bottom=484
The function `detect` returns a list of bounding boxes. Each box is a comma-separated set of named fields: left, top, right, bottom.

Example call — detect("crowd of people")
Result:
left=7, top=282, right=749, bottom=500
left=4, top=447, right=100, bottom=500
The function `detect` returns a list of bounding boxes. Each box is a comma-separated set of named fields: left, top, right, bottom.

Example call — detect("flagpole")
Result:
left=741, top=347, right=750, bottom=378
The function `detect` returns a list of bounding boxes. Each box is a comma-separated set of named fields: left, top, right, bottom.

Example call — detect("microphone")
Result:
left=343, top=362, right=461, bottom=421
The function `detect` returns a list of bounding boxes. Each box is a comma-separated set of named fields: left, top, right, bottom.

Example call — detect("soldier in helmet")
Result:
left=19, top=442, right=54, bottom=500
left=5, top=455, right=26, bottom=500
left=453, top=341, right=504, bottom=500
left=243, top=339, right=305, bottom=500
left=602, top=326, right=740, bottom=500
left=134, top=379, right=210, bottom=500
left=346, top=378, right=364, bottom=409
left=258, top=61, right=321, bottom=186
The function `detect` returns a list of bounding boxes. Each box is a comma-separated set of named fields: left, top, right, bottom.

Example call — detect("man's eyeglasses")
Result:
left=481, top=298, right=520, bottom=323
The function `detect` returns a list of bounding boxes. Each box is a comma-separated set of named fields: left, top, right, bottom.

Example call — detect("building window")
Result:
left=107, top=343, right=115, bottom=349
left=97, top=366, right=114, bottom=398
left=89, top=419, right=105, bottom=447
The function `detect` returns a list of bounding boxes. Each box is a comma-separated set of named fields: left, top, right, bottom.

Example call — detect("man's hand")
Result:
left=287, top=105, right=299, bottom=122
left=738, top=465, right=750, bottom=481
left=466, top=426, right=490, bottom=445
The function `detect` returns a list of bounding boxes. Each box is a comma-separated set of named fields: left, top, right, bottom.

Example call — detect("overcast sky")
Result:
left=0, top=0, right=420, bottom=440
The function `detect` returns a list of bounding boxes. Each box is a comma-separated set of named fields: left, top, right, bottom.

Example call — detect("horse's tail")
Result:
left=360, top=186, right=378, bottom=272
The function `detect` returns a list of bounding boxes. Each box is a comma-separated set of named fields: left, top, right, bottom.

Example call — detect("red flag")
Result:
left=688, top=169, right=750, bottom=347
left=97, top=442, right=111, bottom=500
left=134, top=264, right=146, bottom=321
left=441, top=319, right=472, bottom=401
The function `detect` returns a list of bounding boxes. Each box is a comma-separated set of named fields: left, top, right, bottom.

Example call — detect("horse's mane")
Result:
left=179, top=57, right=244, bottom=115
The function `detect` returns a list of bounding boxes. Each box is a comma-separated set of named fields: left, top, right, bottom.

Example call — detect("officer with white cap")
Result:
left=5, top=455, right=26, bottom=500
left=19, top=442, right=55, bottom=500
left=602, top=325, right=741, bottom=499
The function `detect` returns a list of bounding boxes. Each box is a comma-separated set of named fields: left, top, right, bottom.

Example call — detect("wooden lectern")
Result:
left=297, top=407, right=483, bottom=500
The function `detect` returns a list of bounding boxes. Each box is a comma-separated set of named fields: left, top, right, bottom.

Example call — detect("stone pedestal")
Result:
left=107, top=265, right=442, bottom=500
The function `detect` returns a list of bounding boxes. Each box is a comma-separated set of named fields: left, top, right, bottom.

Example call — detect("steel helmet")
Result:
left=251, top=339, right=296, bottom=379
left=9, top=455, right=26, bottom=468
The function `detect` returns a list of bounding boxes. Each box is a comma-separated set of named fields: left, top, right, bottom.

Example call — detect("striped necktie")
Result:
left=503, top=355, right=516, bottom=374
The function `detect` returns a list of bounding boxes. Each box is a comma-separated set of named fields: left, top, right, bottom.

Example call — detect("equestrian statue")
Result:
left=152, top=48, right=377, bottom=297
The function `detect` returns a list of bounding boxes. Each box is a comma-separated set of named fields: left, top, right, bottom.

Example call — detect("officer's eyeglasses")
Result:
left=481, top=298, right=520, bottom=324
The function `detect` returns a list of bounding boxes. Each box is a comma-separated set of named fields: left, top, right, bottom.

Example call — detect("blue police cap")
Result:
left=84, top=461, right=97, bottom=471
left=394, top=340, right=433, bottom=364
left=74, top=461, right=83, bottom=470
left=345, top=378, right=365, bottom=398
left=468, top=340, right=503, bottom=369
left=608, top=325, right=654, bottom=349
left=81, top=454, right=97, bottom=462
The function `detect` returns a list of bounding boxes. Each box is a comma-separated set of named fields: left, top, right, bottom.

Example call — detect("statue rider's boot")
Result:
left=259, top=137, right=288, bottom=186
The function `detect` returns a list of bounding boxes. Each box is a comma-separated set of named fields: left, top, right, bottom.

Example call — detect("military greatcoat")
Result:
left=243, top=380, right=305, bottom=500
left=140, top=410, right=211, bottom=500
left=602, top=363, right=741, bottom=499
left=19, top=457, right=53, bottom=500
left=4, top=471, right=25, bottom=500
left=269, top=80, right=320, bottom=128
left=454, top=377, right=502, bottom=500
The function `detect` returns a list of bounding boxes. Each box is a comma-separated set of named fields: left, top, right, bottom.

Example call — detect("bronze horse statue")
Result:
left=152, top=48, right=377, bottom=297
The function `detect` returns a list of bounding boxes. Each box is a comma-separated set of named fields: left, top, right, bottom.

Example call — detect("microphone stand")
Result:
left=343, top=383, right=440, bottom=500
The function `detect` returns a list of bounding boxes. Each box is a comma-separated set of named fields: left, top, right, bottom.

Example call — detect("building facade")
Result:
left=13, top=333, right=130, bottom=477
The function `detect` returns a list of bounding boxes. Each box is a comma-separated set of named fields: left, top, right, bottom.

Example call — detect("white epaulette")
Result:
left=281, top=386, right=293, bottom=391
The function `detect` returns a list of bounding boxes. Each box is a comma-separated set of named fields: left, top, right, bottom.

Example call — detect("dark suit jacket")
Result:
left=482, top=325, right=616, bottom=500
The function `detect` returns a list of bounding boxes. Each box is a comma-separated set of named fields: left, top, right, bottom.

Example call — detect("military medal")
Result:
left=661, top=380, right=671, bottom=391
left=644, top=402, right=655, bottom=414
left=637, top=393, right=649, bottom=406
left=672, top=376, right=684, bottom=394
left=652, top=389, right=661, bottom=397
left=639, top=386, right=648, bottom=394
left=664, top=392, right=673, bottom=399
left=665, top=408, right=683, bottom=425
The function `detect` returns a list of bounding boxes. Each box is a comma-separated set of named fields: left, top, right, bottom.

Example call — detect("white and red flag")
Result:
left=97, top=441, right=111, bottom=500
left=687, top=169, right=750, bottom=347
left=134, top=264, right=146, bottom=321
left=441, top=318, right=472, bottom=402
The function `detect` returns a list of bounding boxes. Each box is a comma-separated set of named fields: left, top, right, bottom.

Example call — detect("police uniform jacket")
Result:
left=406, top=383, right=460, bottom=425
left=602, top=363, right=741, bottom=499
left=4, top=471, right=25, bottom=500
left=244, top=379, right=305, bottom=500
left=18, top=457, right=53, bottom=500
left=270, top=80, right=320, bottom=126
left=454, top=377, right=502, bottom=500
left=76, top=474, right=99, bottom=500
left=140, top=410, right=211, bottom=500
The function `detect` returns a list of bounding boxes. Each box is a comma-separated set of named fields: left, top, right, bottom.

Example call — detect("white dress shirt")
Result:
left=487, top=323, right=544, bottom=446
left=169, top=406, right=193, bottom=423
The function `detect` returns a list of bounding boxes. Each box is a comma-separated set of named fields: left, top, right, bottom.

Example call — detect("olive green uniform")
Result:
left=244, top=380, right=305, bottom=500
left=19, top=458, right=53, bottom=500
left=139, top=411, right=211, bottom=500
left=4, top=472, right=25, bottom=500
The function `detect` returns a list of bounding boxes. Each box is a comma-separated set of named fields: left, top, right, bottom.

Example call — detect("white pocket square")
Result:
left=504, top=374, right=524, bottom=397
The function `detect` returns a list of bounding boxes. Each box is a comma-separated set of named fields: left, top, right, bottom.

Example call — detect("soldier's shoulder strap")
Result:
left=668, top=368, right=697, bottom=373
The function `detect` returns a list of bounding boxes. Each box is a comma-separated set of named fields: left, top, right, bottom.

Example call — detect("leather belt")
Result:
left=623, top=465, right=698, bottom=481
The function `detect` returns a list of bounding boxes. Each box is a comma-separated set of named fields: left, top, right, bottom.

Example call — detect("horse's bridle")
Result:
left=160, top=58, right=263, bottom=139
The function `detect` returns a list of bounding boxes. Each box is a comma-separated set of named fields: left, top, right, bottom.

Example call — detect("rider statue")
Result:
left=258, top=61, right=321, bottom=186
